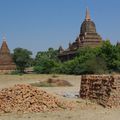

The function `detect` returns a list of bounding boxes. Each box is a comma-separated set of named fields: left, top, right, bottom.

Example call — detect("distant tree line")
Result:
left=12, top=40, right=120, bottom=74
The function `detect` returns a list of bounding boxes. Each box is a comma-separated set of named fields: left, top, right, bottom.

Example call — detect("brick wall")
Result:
left=80, top=75, right=120, bottom=108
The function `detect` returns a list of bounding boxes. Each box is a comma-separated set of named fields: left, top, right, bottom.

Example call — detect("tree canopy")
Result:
left=13, top=48, right=32, bottom=73
left=34, top=48, right=59, bottom=74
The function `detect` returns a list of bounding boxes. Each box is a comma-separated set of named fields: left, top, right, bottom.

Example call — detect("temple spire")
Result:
left=2, top=33, right=6, bottom=42
left=0, top=34, right=10, bottom=54
left=85, top=8, right=91, bottom=21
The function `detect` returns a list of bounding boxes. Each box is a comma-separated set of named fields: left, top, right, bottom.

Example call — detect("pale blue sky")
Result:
left=0, top=0, right=120, bottom=55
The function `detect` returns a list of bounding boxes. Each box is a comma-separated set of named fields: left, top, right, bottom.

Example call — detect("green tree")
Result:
left=78, top=56, right=107, bottom=74
left=34, top=59, right=58, bottom=74
left=59, top=45, right=108, bottom=75
left=111, top=44, right=120, bottom=72
left=34, top=48, right=60, bottom=74
left=13, top=48, right=32, bottom=73
left=98, top=40, right=120, bottom=72
left=35, top=48, right=59, bottom=65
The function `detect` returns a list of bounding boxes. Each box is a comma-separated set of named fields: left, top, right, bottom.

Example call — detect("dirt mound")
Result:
left=0, top=84, right=74, bottom=113
left=31, top=78, right=72, bottom=87
left=47, top=78, right=72, bottom=86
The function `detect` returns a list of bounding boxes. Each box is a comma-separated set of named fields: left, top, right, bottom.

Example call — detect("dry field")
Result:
left=0, top=74, right=119, bottom=120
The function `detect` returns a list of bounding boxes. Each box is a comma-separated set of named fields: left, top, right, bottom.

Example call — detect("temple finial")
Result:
left=85, top=7, right=91, bottom=21
left=2, top=33, right=6, bottom=42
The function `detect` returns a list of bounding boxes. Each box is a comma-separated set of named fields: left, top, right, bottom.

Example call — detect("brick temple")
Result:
left=0, top=38, right=16, bottom=73
left=58, top=8, right=103, bottom=61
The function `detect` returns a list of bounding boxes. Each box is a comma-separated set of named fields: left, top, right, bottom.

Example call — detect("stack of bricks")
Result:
left=80, top=75, right=120, bottom=108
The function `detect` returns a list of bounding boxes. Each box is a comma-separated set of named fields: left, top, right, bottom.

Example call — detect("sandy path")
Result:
left=0, top=108, right=119, bottom=120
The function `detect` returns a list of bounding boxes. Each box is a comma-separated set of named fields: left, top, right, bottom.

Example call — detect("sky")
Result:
left=0, top=0, right=120, bottom=55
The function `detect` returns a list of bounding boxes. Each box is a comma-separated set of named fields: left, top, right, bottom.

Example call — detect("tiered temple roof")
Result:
left=58, top=8, right=103, bottom=61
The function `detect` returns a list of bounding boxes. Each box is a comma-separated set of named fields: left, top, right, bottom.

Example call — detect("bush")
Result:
left=34, top=59, right=59, bottom=74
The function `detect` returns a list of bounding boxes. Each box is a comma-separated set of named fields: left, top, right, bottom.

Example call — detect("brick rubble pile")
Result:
left=0, top=84, right=74, bottom=113
left=80, top=75, right=120, bottom=108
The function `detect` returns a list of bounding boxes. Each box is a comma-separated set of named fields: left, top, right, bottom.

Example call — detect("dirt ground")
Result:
left=0, top=74, right=120, bottom=120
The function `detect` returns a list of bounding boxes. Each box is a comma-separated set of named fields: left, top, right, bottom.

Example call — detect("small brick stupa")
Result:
left=0, top=37, right=16, bottom=73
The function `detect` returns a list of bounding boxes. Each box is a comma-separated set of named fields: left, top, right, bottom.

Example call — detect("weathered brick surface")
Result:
left=80, top=75, right=120, bottom=108
left=0, top=84, right=74, bottom=113
left=0, top=40, right=16, bottom=72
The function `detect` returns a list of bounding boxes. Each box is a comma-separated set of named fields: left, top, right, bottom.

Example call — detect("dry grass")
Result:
left=31, top=78, right=72, bottom=87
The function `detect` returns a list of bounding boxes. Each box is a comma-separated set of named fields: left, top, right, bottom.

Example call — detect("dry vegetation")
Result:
left=31, top=78, right=72, bottom=87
